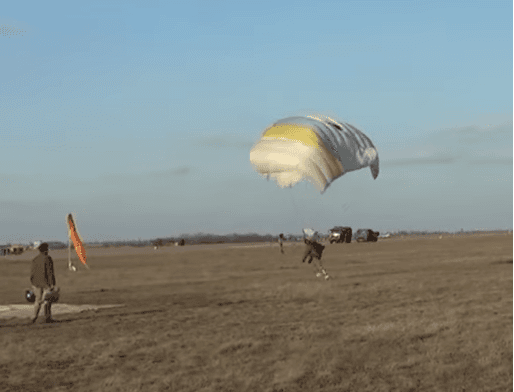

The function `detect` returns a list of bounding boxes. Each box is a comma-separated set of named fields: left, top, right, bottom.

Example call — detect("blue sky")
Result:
left=1, top=0, right=512, bottom=243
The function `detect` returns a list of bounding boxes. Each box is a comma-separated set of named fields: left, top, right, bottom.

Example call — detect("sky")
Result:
left=1, top=0, right=512, bottom=243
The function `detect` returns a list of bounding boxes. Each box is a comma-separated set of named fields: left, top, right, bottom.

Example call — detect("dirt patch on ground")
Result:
left=0, top=304, right=124, bottom=319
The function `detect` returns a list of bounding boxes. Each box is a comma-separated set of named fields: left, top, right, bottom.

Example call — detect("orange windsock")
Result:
left=66, top=214, right=87, bottom=266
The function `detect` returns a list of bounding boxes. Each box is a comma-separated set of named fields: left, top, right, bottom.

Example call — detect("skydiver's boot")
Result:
left=44, top=302, right=56, bottom=323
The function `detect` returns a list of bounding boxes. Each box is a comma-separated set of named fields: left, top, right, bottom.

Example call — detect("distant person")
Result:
left=30, top=242, right=57, bottom=323
left=278, top=233, right=285, bottom=254
left=302, top=231, right=330, bottom=280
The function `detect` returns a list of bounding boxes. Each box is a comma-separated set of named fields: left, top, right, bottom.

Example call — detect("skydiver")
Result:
left=302, top=233, right=330, bottom=280
left=30, top=243, right=57, bottom=323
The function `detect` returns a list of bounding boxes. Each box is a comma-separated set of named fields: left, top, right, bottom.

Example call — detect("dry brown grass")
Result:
left=0, top=233, right=512, bottom=392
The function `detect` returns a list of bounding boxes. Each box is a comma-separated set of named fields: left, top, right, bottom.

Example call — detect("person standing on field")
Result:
left=30, top=242, right=57, bottom=323
left=278, top=233, right=285, bottom=254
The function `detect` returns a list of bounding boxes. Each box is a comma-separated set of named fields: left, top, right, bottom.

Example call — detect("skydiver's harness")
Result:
left=302, top=240, right=325, bottom=263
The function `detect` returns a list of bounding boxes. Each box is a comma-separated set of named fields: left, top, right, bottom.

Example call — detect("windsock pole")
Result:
left=68, top=238, right=72, bottom=270
left=68, top=237, right=76, bottom=271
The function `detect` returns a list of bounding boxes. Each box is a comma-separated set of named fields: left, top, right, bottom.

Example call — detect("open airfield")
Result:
left=0, top=233, right=512, bottom=392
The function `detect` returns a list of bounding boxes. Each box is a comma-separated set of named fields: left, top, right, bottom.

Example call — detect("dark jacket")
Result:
left=31, top=253, right=56, bottom=288
left=303, top=240, right=325, bottom=260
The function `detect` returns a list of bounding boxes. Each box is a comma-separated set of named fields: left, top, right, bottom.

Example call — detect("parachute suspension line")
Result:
left=342, top=202, right=351, bottom=218
left=287, top=186, right=303, bottom=230
left=287, top=185, right=312, bottom=233
left=298, top=181, right=317, bottom=230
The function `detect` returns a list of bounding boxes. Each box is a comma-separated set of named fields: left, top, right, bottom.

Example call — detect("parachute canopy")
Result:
left=250, top=115, right=379, bottom=193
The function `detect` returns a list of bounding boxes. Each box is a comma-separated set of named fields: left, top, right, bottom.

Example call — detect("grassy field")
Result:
left=0, top=233, right=512, bottom=392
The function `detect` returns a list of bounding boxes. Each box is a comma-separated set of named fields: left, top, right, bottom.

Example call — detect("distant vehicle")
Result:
left=0, top=245, right=10, bottom=256
left=9, top=245, right=24, bottom=255
left=355, top=229, right=379, bottom=242
left=379, top=232, right=391, bottom=238
left=329, top=226, right=352, bottom=244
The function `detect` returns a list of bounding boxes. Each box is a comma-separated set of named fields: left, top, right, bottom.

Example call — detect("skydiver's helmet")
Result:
left=303, top=228, right=319, bottom=242
left=25, top=289, right=36, bottom=303
left=44, top=287, right=60, bottom=303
